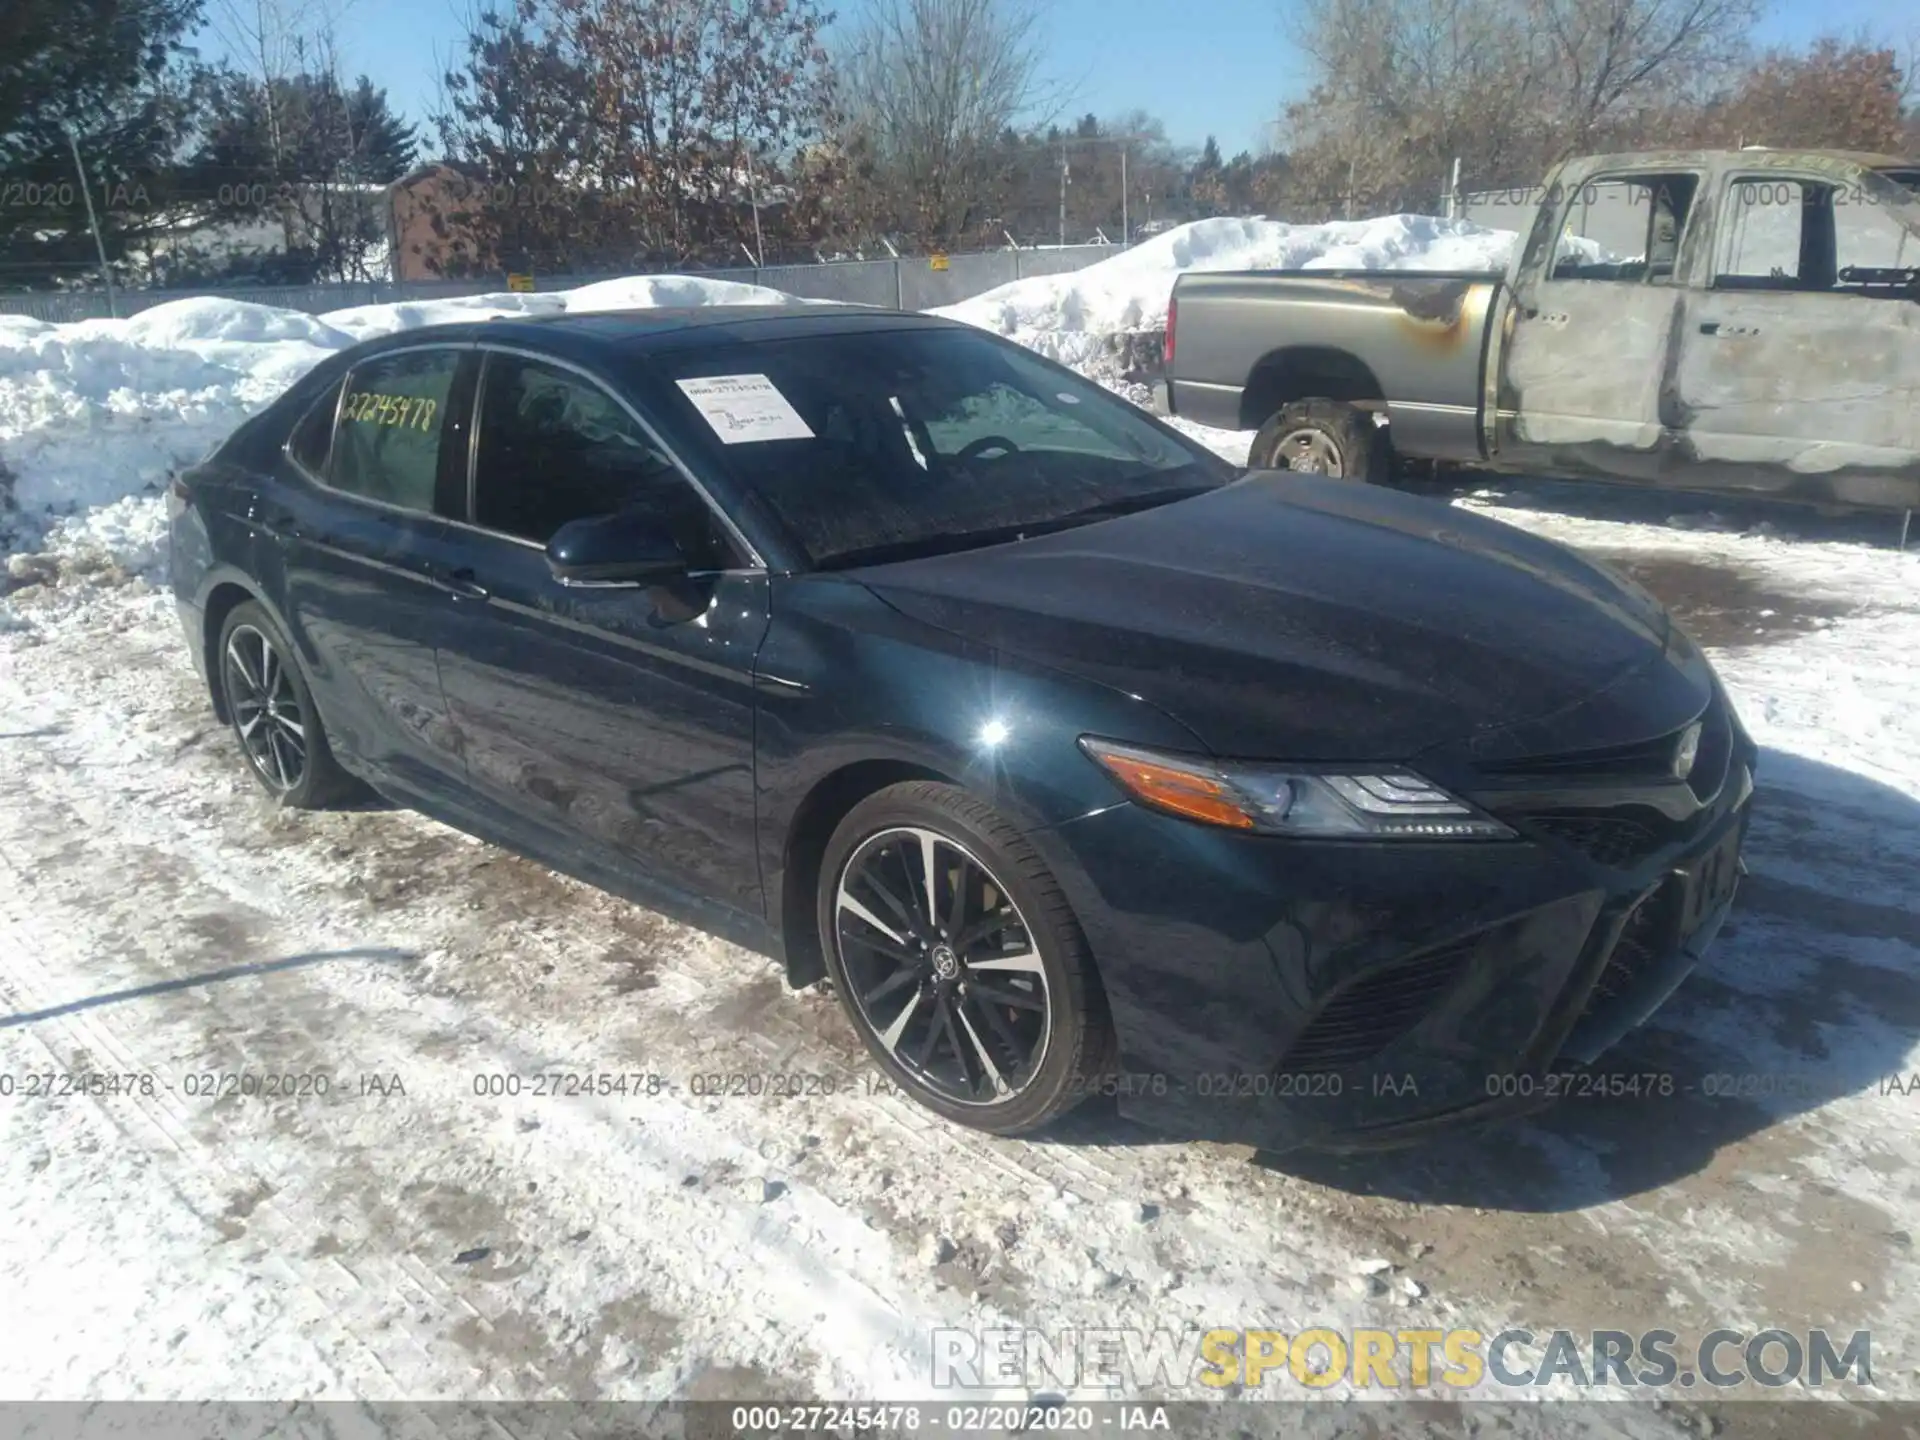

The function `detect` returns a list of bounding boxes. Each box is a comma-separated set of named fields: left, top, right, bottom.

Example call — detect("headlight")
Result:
left=1079, top=737, right=1516, bottom=840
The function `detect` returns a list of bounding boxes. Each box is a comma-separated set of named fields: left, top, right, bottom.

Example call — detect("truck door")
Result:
left=1672, top=167, right=1920, bottom=510
left=1493, top=170, right=1703, bottom=485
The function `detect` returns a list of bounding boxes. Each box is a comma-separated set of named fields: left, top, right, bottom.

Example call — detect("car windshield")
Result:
left=643, top=326, right=1236, bottom=568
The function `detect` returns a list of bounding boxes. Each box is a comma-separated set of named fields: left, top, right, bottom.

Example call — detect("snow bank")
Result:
left=121, top=297, right=359, bottom=349
left=932, top=213, right=1525, bottom=371
left=0, top=274, right=815, bottom=563
left=562, top=274, right=799, bottom=312
left=316, top=275, right=799, bottom=343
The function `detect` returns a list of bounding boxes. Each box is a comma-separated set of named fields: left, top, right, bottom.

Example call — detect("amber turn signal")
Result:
left=1081, top=741, right=1256, bottom=830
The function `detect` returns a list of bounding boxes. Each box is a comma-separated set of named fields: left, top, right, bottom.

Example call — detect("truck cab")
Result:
left=1491, top=149, right=1920, bottom=508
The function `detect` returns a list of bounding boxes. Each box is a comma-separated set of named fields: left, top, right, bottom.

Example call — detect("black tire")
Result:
left=216, top=600, right=359, bottom=809
left=1251, top=398, right=1391, bottom=482
left=817, top=781, right=1112, bottom=1135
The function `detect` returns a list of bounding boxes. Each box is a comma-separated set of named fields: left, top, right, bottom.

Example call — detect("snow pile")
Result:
left=0, top=274, right=808, bottom=567
left=933, top=213, right=1528, bottom=373
left=319, top=274, right=797, bottom=342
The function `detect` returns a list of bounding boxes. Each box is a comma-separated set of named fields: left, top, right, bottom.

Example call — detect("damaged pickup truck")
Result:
left=1160, top=148, right=1920, bottom=510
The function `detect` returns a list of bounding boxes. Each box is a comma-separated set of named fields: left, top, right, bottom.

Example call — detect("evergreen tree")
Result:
left=0, top=0, right=209, bottom=285
left=182, top=69, right=420, bottom=282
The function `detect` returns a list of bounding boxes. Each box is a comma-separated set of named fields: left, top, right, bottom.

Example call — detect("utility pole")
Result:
left=1091, top=133, right=1154, bottom=244
left=1059, top=142, right=1069, bottom=247
left=64, top=125, right=118, bottom=318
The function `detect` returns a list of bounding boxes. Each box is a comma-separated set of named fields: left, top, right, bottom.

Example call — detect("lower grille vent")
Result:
left=1523, top=812, right=1667, bottom=868
left=1588, top=884, right=1679, bottom=1008
left=1282, top=940, right=1477, bottom=1073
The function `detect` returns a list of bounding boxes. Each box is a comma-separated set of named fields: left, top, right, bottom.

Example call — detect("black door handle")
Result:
left=435, top=567, right=490, bottom=601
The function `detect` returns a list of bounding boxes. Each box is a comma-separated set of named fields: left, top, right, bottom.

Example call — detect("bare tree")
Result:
left=1281, top=0, right=1556, bottom=214
left=203, top=0, right=373, bottom=260
left=1527, top=0, right=1758, bottom=155
left=205, top=0, right=360, bottom=175
left=1279, top=0, right=1765, bottom=215
left=833, top=0, right=1056, bottom=247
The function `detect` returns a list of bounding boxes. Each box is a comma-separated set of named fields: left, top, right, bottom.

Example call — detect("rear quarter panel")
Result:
left=169, top=360, right=345, bottom=701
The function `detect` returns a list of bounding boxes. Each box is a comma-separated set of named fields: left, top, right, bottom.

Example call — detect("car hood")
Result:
left=851, top=473, right=1709, bottom=763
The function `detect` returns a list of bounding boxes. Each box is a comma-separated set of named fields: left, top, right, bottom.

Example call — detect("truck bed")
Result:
left=1164, top=269, right=1504, bottom=463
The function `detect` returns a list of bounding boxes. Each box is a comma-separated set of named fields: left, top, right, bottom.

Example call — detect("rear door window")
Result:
left=1718, top=178, right=1807, bottom=287
left=1716, top=175, right=1919, bottom=297
left=330, top=349, right=461, bottom=512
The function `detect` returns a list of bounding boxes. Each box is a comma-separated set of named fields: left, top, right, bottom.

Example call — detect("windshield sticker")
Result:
left=675, top=374, right=815, bottom=444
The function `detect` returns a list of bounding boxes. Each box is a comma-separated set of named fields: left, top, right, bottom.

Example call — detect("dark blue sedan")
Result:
left=168, top=306, right=1754, bottom=1150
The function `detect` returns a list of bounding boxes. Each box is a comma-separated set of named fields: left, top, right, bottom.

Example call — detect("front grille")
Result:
left=1588, top=884, right=1679, bottom=1006
left=1479, top=730, right=1682, bottom=780
left=1282, top=940, right=1476, bottom=1073
left=1482, top=692, right=1729, bottom=794
left=1489, top=692, right=1735, bottom=869
left=1522, top=811, right=1668, bottom=868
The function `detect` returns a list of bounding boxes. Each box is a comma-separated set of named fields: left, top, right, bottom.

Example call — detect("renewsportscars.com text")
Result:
left=931, top=1326, right=1872, bottom=1392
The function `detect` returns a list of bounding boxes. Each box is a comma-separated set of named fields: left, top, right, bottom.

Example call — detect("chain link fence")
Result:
left=0, top=245, right=1121, bottom=325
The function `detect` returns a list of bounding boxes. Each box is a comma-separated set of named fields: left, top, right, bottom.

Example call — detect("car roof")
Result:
left=352, top=304, right=971, bottom=365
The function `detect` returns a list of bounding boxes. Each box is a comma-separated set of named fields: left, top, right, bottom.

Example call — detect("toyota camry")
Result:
left=167, top=306, right=1753, bottom=1151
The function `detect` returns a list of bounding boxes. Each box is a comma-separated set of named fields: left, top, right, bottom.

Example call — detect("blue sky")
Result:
left=194, top=0, right=1917, bottom=158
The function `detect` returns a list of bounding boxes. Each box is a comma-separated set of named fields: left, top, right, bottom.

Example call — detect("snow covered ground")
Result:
left=2, top=218, right=1917, bottom=1420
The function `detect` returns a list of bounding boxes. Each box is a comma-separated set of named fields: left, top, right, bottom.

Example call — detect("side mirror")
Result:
left=545, top=511, right=686, bottom=585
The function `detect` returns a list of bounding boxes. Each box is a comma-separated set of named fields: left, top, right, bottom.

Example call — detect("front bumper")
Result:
left=1032, top=714, right=1756, bottom=1153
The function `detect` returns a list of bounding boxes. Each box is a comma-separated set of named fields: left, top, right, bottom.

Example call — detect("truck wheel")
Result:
left=1252, top=400, right=1389, bottom=483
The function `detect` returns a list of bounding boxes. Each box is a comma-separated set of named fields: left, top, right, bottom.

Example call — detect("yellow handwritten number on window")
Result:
left=344, top=391, right=438, bottom=432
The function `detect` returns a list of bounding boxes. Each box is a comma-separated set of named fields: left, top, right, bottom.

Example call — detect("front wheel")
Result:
left=1251, top=398, right=1390, bottom=482
left=817, top=781, right=1112, bottom=1135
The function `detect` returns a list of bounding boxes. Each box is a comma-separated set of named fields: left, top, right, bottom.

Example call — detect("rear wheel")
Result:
left=217, top=601, right=358, bottom=809
left=817, top=781, right=1111, bottom=1135
left=1251, top=398, right=1390, bottom=483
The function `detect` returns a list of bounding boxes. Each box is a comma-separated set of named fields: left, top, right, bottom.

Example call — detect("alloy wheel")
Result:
left=833, top=826, right=1052, bottom=1106
left=223, top=623, right=307, bottom=793
left=1272, top=425, right=1345, bottom=476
